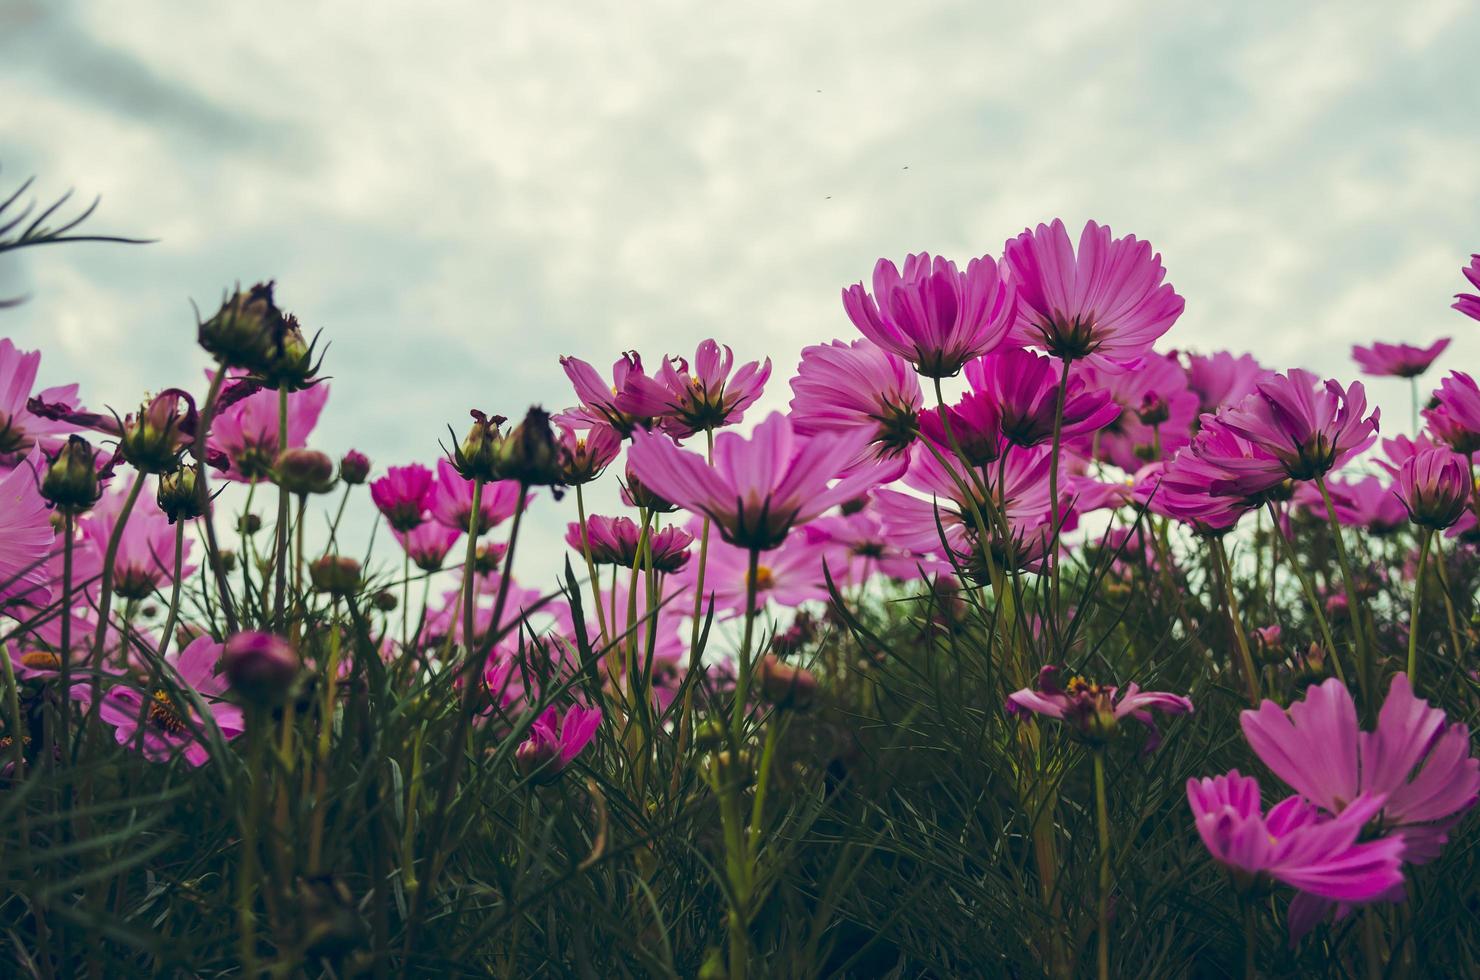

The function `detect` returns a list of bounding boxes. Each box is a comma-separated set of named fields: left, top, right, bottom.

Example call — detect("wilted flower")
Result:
left=370, top=464, right=434, bottom=533
left=628, top=412, right=880, bottom=551
left=119, top=390, right=200, bottom=475
left=842, top=252, right=1015, bottom=377
left=656, top=339, right=771, bottom=437
left=1352, top=338, right=1451, bottom=379
left=1002, top=219, right=1183, bottom=365
left=497, top=407, right=563, bottom=486
left=197, top=282, right=285, bottom=374
left=1007, top=665, right=1192, bottom=747
left=559, top=353, right=671, bottom=436
left=1393, top=448, right=1471, bottom=529
left=449, top=410, right=506, bottom=483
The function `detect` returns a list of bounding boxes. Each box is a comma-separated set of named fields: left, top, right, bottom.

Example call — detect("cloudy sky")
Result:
left=3, top=0, right=1477, bottom=585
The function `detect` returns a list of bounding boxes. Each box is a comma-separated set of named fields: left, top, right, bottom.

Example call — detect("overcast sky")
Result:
left=3, top=0, right=1477, bottom=586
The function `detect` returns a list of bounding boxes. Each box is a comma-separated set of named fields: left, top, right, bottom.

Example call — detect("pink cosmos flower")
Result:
left=627, top=412, right=881, bottom=551
left=802, top=505, right=943, bottom=586
left=678, top=530, right=840, bottom=616
left=1241, top=675, right=1478, bottom=919
left=918, top=390, right=1004, bottom=467
left=82, top=475, right=196, bottom=600
left=557, top=421, right=621, bottom=485
left=1077, top=352, right=1198, bottom=468
left=97, top=635, right=244, bottom=766
left=207, top=376, right=330, bottom=483
left=1454, top=254, right=1480, bottom=322
left=1216, top=369, right=1379, bottom=481
left=1002, top=219, right=1183, bottom=366
left=1007, top=664, right=1192, bottom=746
left=789, top=339, right=922, bottom=463
left=591, top=577, right=689, bottom=672
left=428, top=460, right=526, bottom=535
left=841, top=252, right=1015, bottom=378
left=1393, top=447, right=1472, bottom=529
left=0, top=452, right=56, bottom=608
left=1290, top=475, right=1406, bottom=535
left=1375, top=432, right=1441, bottom=478
left=564, top=514, right=692, bottom=571
left=1422, top=371, right=1480, bottom=454
left=1351, top=339, right=1451, bottom=379
left=394, top=521, right=463, bottom=573
left=515, top=704, right=601, bottom=782
left=1186, top=771, right=1405, bottom=906
left=558, top=352, right=672, bottom=436
left=655, top=339, right=771, bottom=437
left=1180, top=350, right=1272, bottom=416
left=965, top=347, right=1119, bottom=449
left=371, top=464, right=434, bottom=533
left=0, top=338, right=82, bottom=467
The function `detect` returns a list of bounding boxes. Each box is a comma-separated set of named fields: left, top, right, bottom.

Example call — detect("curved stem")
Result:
left=1406, top=528, right=1432, bottom=685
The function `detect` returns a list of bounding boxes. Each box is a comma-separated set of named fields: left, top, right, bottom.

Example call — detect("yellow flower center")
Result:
left=21, top=651, right=62, bottom=671
left=750, top=565, right=775, bottom=591
left=148, top=690, right=188, bottom=734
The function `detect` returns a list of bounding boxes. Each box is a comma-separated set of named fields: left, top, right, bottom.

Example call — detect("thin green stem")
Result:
left=1407, top=528, right=1432, bottom=685
left=1315, top=474, right=1371, bottom=704
left=1214, top=538, right=1262, bottom=706
left=1093, top=750, right=1111, bottom=980
left=1265, top=503, right=1347, bottom=684
left=272, top=387, right=291, bottom=630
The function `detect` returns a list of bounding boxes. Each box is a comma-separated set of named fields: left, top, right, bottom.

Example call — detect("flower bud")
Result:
left=157, top=468, right=203, bottom=523
left=258, top=314, right=325, bottom=393
left=120, top=390, right=196, bottom=474
left=372, top=590, right=398, bottom=612
left=274, top=448, right=337, bottom=495
left=310, top=555, right=361, bottom=596
left=198, top=282, right=283, bottom=373
left=41, top=435, right=103, bottom=514
left=756, top=655, right=818, bottom=710
left=338, top=449, right=370, bottom=485
left=498, top=407, right=563, bottom=486
left=1396, top=448, right=1471, bottom=530
left=451, top=410, right=506, bottom=483
left=514, top=738, right=561, bottom=783
left=224, top=631, right=299, bottom=703
left=692, top=719, right=727, bottom=751
left=238, top=513, right=263, bottom=535
left=623, top=468, right=676, bottom=513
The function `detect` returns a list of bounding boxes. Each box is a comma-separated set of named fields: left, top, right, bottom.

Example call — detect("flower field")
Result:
left=1, top=187, right=1478, bottom=977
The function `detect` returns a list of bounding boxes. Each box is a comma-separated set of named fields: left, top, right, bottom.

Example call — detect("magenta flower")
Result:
left=918, top=390, right=1004, bottom=466
left=1077, top=352, right=1199, bottom=468
left=395, top=521, right=463, bottom=573
left=97, top=635, right=244, bottom=766
left=81, top=475, right=196, bottom=600
left=370, top=464, right=434, bottom=533
left=1002, top=219, right=1183, bottom=365
left=789, top=339, right=922, bottom=462
left=1454, top=254, right=1480, bottom=322
left=0, top=338, right=82, bottom=467
left=0, top=452, right=56, bottom=608
left=1007, top=665, right=1192, bottom=746
left=1423, top=371, right=1480, bottom=454
left=1217, top=369, right=1379, bottom=481
left=1393, top=448, right=1471, bottom=529
left=564, top=514, right=692, bottom=571
left=1180, top=350, right=1272, bottom=416
left=208, top=377, right=330, bottom=483
left=559, top=352, right=672, bottom=436
left=515, top=704, right=601, bottom=783
left=1352, top=338, right=1451, bottom=379
left=1294, top=475, right=1407, bottom=536
left=964, top=347, right=1119, bottom=448
left=1242, top=675, right=1479, bottom=869
left=627, top=412, right=881, bottom=551
left=1186, top=771, right=1405, bottom=904
left=802, top=505, right=943, bottom=586
left=1376, top=432, right=1441, bottom=478
left=428, top=460, right=525, bottom=535
left=678, top=530, right=838, bottom=616
left=557, top=421, right=621, bottom=485
left=655, top=339, right=771, bottom=437
left=841, top=252, right=1015, bottom=378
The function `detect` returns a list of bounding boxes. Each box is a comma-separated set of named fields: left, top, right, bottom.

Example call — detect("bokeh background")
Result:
left=3, top=0, right=1478, bottom=584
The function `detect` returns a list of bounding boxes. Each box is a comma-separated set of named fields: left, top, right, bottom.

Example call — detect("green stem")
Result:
left=574, top=483, right=609, bottom=644
left=1213, top=539, right=1262, bottom=706
left=1406, top=528, right=1432, bottom=685
left=238, top=706, right=267, bottom=975
left=1047, top=358, right=1071, bottom=626
left=730, top=549, right=761, bottom=742
left=1266, top=503, right=1346, bottom=684
left=1315, top=474, right=1371, bottom=704
left=89, top=475, right=146, bottom=664
left=1093, top=750, right=1111, bottom=980
left=272, top=387, right=291, bottom=630
left=57, top=514, right=75, bottom=766
left=194, top=369, right=239, bottom=633
left=1243, top=900, right=1257, bottom=980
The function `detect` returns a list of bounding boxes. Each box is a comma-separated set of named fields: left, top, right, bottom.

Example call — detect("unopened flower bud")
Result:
left=157, top=468, right=202, bottom=523
left=451, top=410, right=506, bottom=482
left=274, top=448, right=337, bottom=495
left=338, top=449, right=370, bottom=485
left=692, top=719, right=727, bottom=751
left=41, top=435, right=103, bottom=514
left=259, top=314, right=325, bottom=393
left=310, top=555, right=362, bottom=596
left=756, top=654, right=818, bottom=710
left=238, top=513, right=263, bottom=536
left=120, top=390, right=196, bottom=474
left=498, top=407, right=563, bottom=486
left=623, top=468, right=676, bottom=513
left=224, top=631, right=299, bottom=703
left=372, top=590, right=398, bottom=612
left=198, top=282, right=284, bottom=373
